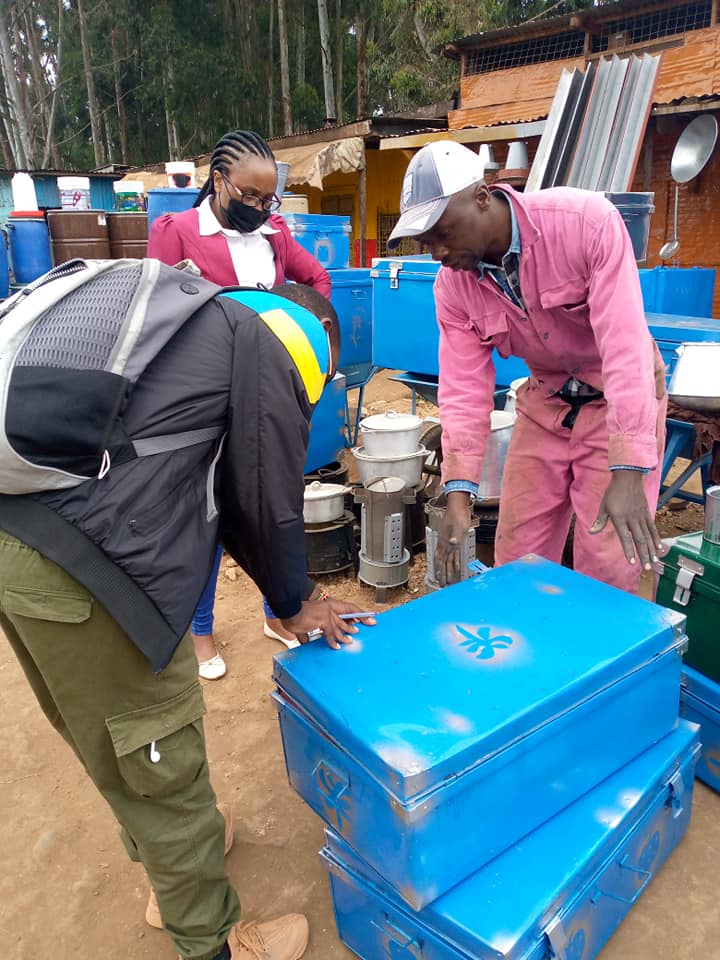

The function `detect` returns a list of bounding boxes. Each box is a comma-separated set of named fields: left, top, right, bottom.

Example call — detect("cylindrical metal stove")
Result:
left=354, top=477, right=416, bottom=600
left=304, top=510, right=357, bottom=575
left=424, top=494, right=479, bottom=591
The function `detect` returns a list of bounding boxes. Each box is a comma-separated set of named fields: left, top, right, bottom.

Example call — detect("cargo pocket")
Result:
left=105, top=682, right=207, bottom=799
left=2, top=585, right=92, bottom=623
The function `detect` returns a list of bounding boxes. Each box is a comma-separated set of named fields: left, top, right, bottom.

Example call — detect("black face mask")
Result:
left=220, top=195, right=272, bottom=234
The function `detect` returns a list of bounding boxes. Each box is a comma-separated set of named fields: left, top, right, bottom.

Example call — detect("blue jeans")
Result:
left=191, top=546, right=277, bottom=635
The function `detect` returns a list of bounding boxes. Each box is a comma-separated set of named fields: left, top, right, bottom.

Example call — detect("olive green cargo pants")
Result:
left=0, top=531, right=240, bottom=959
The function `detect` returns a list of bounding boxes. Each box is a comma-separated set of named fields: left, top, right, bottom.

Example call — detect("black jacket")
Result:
left=0, top=294, right=315, bottom=670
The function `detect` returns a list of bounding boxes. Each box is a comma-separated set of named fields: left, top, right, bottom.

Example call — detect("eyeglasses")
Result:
left=222, top=175, right=281, bottom=213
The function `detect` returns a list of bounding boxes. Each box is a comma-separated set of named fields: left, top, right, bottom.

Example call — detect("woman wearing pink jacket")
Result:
left=148, top=130, right=331, bottom=678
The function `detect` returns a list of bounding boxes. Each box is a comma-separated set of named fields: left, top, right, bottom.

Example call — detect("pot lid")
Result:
left=303, top=480, right=349, bottom=501
left=360, top=410, right=422, bottom=432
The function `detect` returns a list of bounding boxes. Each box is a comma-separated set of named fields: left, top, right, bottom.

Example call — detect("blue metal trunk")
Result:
left=305, top=372, right=346, bottom=473
left=370, top=256, right=529, bottom=386
left=328, top=267, right=373, bottom=386
left=272, top=555, right=687, bottom=909
left=320, top=720, right=699, bottom=960
left=281, top=213, right=351, bottom=270
left=680, top=666, right=720, bottom=791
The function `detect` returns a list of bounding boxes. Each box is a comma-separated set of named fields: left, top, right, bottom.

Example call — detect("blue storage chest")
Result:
left=282, top=213, right=351, bottom=270
left=321, top=720, right=700, bottom=960
left=329, top=268, right=373, bottom=386
left=639, top=267, right=716, bottom=318
left=680, top=666, right=720, bottom=791
left=305, top=372, right=346, bottom=473
left=646, top=312, right=720, bottom=384
left=371, top=256, right=529, bottom=386
left=272, top=555, right=686, bottom=909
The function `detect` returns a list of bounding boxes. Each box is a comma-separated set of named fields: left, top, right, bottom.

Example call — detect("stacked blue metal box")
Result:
left=273, top=556, right=700, bottom=959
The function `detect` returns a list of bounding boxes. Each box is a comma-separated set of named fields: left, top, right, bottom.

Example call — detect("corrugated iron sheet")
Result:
left=526, top=52, right=660, bottom=191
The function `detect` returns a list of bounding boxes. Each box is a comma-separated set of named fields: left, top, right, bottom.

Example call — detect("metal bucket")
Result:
left=424, top=493, right=478, bottom=590
left=478, top=410, right=516, bottom=505
left=705, top=486, right=720, bottom=545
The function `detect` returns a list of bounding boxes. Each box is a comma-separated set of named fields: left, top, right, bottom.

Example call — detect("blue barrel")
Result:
left=7, top=214, right=53, bottom=284
left=0, top=229, right=9, bottom=298
left=147, top=188, right=201, bottom=231
left=604, top=192, right=655, bottom=264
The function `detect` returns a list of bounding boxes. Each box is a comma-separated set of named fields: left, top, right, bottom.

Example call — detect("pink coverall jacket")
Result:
left=435, top=185, right=665, bottom=487
left=147, top=207, right=332, bottom=297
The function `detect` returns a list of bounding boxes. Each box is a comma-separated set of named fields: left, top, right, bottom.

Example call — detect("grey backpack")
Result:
left=0, top=258, right=222, bottom=494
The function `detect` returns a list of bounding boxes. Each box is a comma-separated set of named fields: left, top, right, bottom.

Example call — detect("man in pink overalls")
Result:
left=388, top=141, right=667, bottom=594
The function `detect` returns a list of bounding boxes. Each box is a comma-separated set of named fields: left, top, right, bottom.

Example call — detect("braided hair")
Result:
left=194, top=130, right=276, bottom=207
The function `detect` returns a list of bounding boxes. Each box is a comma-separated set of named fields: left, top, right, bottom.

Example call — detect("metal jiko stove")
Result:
left=354, top=477, right=416, bottom=602
left=304, top=510, right=358, bottom=576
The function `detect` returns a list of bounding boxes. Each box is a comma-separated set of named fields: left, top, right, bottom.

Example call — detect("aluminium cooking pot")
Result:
left=303, top=480, right=351, bottom=524
left=668, top=342, right=720, bottom=413
left=359, top=410, right=424, bottom=457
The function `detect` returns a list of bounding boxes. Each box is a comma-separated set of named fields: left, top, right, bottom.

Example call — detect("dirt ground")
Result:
left=1, top=372, right=717, bottom=960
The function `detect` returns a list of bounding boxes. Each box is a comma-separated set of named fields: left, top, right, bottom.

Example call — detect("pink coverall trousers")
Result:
left=494, top=380, right=667, bottom=594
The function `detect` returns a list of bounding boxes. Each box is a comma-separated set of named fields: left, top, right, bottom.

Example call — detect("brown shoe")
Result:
left=228, top=915, right=309, bottom=960
left=145, top=802, right=235, bottom=929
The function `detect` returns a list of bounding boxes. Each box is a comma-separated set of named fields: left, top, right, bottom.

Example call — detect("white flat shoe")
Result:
left=198, top=653, right=227, bottom=680
left=263, top=621, right=301, bottom=649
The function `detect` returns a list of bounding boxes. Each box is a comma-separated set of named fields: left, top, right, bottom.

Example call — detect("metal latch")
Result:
left=389, top=261, right=404, bottom=289
left=673, top=556, right=704, bottom=606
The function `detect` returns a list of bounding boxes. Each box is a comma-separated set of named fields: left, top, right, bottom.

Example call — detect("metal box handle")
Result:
left=370, top=914, right=423, bottom=958
left=312, top=760, right=351, bottom=829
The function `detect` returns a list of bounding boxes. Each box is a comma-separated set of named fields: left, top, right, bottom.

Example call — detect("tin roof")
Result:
left=443, top=0, right=698, bottom=54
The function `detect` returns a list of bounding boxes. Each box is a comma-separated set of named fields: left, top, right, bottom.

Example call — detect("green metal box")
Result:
left=656, top=532, right=720, bottom=681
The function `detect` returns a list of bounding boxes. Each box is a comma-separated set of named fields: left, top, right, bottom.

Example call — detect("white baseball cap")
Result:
left=388, top=141, right=486, bottom=249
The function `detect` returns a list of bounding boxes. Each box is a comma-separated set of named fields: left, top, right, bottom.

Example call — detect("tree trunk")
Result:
left=296, top=4, right=305, bottom=86
left=0, top=103, right=18, bottom=168
left=76, top=0, right=106, bottom=167
left=24, top=7, right=52, bottom=161
left=12, top=18, right=37, bottom=161
left=0, top=5, right=33, bottom=166
left=163, top=60, right=180, bottom=160
left=277, top=0, right=293, bottom=135
left=42, top=0, right=64, bottom=168
left=103, top=110, right=115, bottom=164
left=317, top=0, right=336, bottom=123
left=335, top=0, right=343, bottom=122
left=267, top=0, right=275, bottom=137
left=356, top=14, right=368, bottom=119
left=110, top=28, right=128, bottom=164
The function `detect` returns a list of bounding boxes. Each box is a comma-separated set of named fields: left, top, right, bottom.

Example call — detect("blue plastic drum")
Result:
left=7, top=213, right=53, bottom=284
left=0, top=228, right=9, bottom=298
left=147, top=188, right=201, bottom=231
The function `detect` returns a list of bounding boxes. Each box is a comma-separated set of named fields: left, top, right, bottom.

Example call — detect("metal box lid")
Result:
left=370, top=255, right=440, bottom=281
left=273, top=556, right=686, bottom=803
left=646, top=312, right=720, bottom=343
left=682, top=664, right=720, bottom=706
left=322, top=719, right=700, bottom=960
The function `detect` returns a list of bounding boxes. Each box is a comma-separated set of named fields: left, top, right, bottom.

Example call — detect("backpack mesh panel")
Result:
left=15, top=264, right=144, bottom=370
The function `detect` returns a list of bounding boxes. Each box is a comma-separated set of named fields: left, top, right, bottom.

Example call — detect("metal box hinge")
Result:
left=389, top=261, right=404, bottom=289
left=673, top=556, right=705, bottom=606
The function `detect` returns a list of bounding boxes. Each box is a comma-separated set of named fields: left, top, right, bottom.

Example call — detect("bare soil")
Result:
left=1, top=371, right=717, bottom=959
